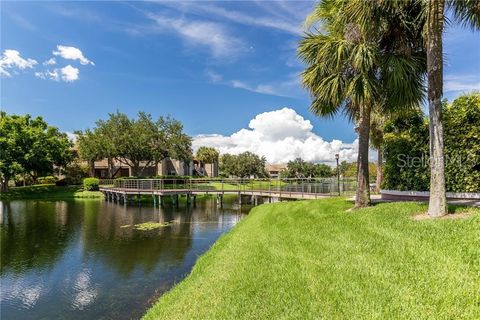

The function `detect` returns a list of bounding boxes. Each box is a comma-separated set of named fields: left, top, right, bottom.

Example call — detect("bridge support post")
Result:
left=153, top=194, right=156, bottom=207
left=172, top=194, right=179, bottom=208
left=187, top=194, right=191, bottom=207
left=193, top=195, right=196, bottom=207
left=238, top=193, right=242, bottom=206
left=159, top=195, right=163, bottom=207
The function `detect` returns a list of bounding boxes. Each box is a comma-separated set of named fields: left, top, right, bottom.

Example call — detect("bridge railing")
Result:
left=100, top=178, right=356, bottom=195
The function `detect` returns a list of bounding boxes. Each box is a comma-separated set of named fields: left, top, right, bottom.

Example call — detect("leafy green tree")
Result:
left=63, top=162, right=90, bottom=185
left=315, top=163, right=333, bottom=178
left=77, top=112, right=192, bottom=177
left=0, top=112, right=72, bottom=190
left=443, top=93, right=480, bottom=192
left=236, top=152, right=268, bottom=178
left=161, top=116, right=192, bottom=163
left=281, top=158, right=308, bottom=178
left=340, top=161, right=377, bottom=181
left=424, top=0, right=480, bottom=216
left=383, top=92, right=480, bottom=193
left=219, top=152, right=267, bottom=178
left=281, top=158, right=333, bottom=178
left=219, top=154, right=237, bottom=177
left=75, top=129, right=105, bottom=177
left=196, top=147, right=219, bottom=164
left=298, top=0, right=425, bottom=208
left=383, top=109, right=430, bottom=191
left=339, top=161, right=350, bottom=177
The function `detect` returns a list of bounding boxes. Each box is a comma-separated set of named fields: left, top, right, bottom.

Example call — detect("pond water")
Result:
left=0, top=197, right=250, bottom=319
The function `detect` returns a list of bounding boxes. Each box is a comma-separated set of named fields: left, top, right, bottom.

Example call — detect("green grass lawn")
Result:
left=144, top=198, right=480, bottom=319
left=0, top=184, right=104, bottom=200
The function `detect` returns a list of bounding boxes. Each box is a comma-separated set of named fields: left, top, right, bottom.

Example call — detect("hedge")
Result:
left=37, top=176, right=58, bottom=185
left=83, top=177, right=100, bottom=191
left=383, top=93, right=480, bottom=192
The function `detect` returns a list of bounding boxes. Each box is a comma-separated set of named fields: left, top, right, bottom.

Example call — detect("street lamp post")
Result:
left=335, top=154, right=340, bottom=196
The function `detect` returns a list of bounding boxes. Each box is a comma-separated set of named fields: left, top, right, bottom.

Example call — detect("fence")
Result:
left=99, top=178, right=356, bottom=196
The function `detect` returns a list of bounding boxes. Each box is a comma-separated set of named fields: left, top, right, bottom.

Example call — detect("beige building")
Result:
left=265, top=163, right=287, bottom=179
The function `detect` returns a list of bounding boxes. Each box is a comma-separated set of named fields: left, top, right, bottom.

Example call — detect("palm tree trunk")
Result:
left=376, top=146, right=383, bottom=193
left=355, top=104, right=371, bottom=208
left=427, top=0, right=448, bottom=217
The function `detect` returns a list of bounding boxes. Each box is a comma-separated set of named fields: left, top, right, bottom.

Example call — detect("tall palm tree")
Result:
left=298, top=0, right=426, bottom=208
left=425, top=0, right=479, bottom=217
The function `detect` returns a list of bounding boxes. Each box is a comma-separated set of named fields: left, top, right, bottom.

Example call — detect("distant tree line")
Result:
left=339, top=161, right=377, bottom=181
left=280, top=158, right=333, bottom=178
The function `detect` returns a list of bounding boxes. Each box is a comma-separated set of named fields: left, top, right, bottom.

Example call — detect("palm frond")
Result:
left=448, top=0, right=480, bottom=29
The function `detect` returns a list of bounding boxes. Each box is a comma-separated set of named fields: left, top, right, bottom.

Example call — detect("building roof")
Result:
left=265, top=163, right=287, bottom=172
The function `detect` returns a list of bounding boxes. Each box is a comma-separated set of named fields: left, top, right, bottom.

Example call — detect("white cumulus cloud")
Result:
left=192, top=107, right=362, bottom=165
left=53, top=45, right=94, bottom=65
left=35, top=65, right=79, bottom=82
left=43, top=58, right=56, bottom=66
left=0, top=49, right=37, bottom=77
left=65, top=131, right=77, bottom=141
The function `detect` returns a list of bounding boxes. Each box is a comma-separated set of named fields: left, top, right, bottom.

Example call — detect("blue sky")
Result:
left=1, top=1, right=479, bottom=163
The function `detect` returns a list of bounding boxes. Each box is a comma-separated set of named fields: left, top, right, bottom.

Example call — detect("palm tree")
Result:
left=298, top=0, right=426, bottom=208
left=425, top=0, right=479, bottom=217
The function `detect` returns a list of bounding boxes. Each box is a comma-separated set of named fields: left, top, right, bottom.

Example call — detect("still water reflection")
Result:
left=0, top=197, right=250, bottom=319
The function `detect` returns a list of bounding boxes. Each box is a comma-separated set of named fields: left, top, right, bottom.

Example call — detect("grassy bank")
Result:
left=144, top=198, right=480, bottom=319
left=0, top=185, right=104, bottom=200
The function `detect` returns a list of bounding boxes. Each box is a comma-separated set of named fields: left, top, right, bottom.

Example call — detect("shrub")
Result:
left=83, top=178, right=99, bottom=191
left=37, top=176, right=58, bottom=185
left=383, top=92, right=480, bottom=192
left=64, top=163, right=90, bottom=185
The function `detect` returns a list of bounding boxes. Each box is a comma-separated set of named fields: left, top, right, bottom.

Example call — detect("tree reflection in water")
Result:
left=0, top=196, right=249, bottom=320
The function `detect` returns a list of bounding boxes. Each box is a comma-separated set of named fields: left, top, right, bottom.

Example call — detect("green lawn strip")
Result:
left=143, top=198, right=480, bottom=319
left=0, top=184, right=104, bottom=200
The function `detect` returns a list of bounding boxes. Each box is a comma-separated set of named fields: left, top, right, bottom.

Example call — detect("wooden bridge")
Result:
left=99, top=178, right=356, bottom=206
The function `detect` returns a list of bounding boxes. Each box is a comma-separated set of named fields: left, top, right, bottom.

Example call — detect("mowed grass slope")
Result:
left=144, top=199, right=480, bottom=319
